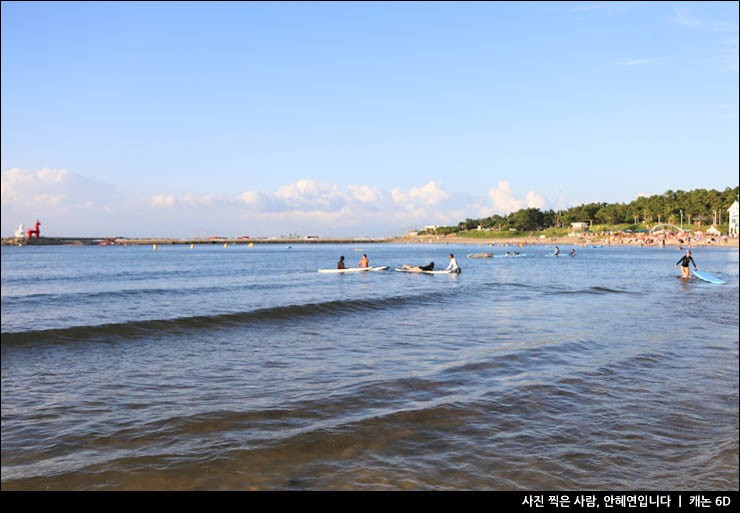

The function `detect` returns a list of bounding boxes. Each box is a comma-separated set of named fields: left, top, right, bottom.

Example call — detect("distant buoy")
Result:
left=224, top=243, right=228, bottom=248
left=190, top=243, right=194, bottom=249
left=153, top=244, right=157, bottom=250
left=248, top=242, right=254, bottom=247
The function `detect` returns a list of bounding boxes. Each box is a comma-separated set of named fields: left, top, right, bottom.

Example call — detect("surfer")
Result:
left=674, top=250, right=697, bottom=279
left=554, top=246, right=560, bottom=256
left=402, top=262, right=434, bottom=272
left=570, top=248, right=576, bottom=257
left=446, top=253, right=461, bottom=273
left=337, top=256, right=346, bottom=270
left=358, top=253, right=369, bottom=268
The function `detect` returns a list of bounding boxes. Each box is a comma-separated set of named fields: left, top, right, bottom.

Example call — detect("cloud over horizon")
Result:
left=2, top=169, right=551, bottom=238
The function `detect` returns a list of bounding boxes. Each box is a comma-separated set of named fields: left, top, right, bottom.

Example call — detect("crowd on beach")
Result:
left=584, top=230, right=734, bottom=247
left=411, top=230, right=738, bottom=248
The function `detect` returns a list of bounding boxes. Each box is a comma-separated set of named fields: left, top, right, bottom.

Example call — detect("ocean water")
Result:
left=1, top=242, right=737, bottom=490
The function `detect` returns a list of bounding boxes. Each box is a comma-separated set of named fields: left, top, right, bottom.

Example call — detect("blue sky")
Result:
left=2, top=1, right=738, bottom=237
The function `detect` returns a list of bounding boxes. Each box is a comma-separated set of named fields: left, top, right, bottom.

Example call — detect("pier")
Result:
left=1, top=236, right=394, bottom=246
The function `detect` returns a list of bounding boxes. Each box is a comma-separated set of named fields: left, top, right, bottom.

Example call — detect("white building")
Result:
left=570, top=222, right=589, bottom=231
left=728, top=199, right=739, bottom=237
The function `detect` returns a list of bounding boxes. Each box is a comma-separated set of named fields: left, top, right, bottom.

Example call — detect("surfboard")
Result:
left=394, top=268, right=456, bottom=275
left=467, top=253, right=493, bottom=259
left=318, top=266, right=389, bottom=273
left=692, top=270, right=726, bottom=284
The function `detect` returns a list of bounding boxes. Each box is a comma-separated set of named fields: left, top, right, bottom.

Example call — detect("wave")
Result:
left=1, top=266, right=251, bottom=289
left=1, top=281, right=276, bottom=307
left=545, top=286, right=641, bottom=296
left=0, top=291, right=451, bottom=347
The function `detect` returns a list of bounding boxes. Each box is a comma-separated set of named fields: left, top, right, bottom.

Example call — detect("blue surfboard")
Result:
left=692, top=270, right=726, bottom=284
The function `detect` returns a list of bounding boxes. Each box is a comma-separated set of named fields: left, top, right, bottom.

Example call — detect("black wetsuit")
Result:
left=676, top=255, right=696, bottom=268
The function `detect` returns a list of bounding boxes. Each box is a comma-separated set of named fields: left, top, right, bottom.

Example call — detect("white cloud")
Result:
left=484, top=181, right=547, bottom=216
left=2, top=168, right=67, bottom=205
left=232, top=179, right=462, bottom=235
left=525, top=190, right=546, bottom=209
left=2, top=169, right=549, bottom=238
left=1, top=168, right=126, bottom=236
left=391, top=181, right=449, bottom=208
left=151, top=194, right=175, bottom=207
left=273, top=179, right=344, bottom=210
left=408, top=181, right=450, bottom=206
left=487, top=181, right=522, bottom=212
left=239, top=191, right=260, bottom=204
left=151, top=193, right=216, bottom=208
left=1, top=167, right=120, bottom=209
left=347, top=184, right=382, bottom=203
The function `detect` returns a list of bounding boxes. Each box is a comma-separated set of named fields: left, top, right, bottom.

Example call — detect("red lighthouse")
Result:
left=26, top=220, right=41, bottom=239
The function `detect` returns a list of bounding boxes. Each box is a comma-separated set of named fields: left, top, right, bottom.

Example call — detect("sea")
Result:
left=1, top=242, right=738, bottom=491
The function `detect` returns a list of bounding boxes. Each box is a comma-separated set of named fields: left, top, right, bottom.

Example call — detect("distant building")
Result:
left=570, top=222, right=589, bottom=231
left=728, top=199, right=739, bottom=237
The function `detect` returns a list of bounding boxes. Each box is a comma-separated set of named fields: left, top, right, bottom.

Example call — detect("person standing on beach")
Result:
left=674, top=250, right=697, bottom=279
left=337, top=256, right=346, bottom=269
left=358, top=253, right=369, bottom=268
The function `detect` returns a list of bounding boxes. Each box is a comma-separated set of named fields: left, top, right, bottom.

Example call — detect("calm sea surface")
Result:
left=1, top=243, right=738, bottom=490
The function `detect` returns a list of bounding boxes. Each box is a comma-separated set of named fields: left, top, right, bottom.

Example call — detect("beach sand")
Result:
left=390, top=233, right=739, bottom=248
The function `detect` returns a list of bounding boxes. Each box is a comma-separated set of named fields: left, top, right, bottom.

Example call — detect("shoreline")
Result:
left=2, top=234, right=738, bottom=248
left=399, top=234, right=739, bottom=248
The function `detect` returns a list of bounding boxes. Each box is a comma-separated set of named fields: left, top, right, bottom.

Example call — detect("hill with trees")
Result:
left=422, top=186, right=738, bottom=237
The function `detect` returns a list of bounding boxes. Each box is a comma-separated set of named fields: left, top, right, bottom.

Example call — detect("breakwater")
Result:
left=1, top=236, right=393, bottom=246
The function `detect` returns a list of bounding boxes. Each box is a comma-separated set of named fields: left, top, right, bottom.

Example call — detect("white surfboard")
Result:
left=318, top=266, right=389, bottom=273
left=394, top=268, right=456, bottom=275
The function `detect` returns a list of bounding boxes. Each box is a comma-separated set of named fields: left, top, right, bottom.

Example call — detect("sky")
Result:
left=2, top=1, right=738, bottom=238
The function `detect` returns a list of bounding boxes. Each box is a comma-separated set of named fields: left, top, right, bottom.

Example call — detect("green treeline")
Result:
left=425, top=186, right=739, bottom=235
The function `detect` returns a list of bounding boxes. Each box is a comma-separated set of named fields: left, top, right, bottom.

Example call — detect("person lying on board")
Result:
left=401, top=262, right=434, bottom=272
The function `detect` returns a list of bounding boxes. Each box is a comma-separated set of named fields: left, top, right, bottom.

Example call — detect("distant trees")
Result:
left=419, top=186, right=738, bottom=235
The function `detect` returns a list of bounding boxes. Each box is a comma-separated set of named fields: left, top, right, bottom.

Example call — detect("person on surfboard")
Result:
left=446, top=253, right=461, bottom=273
left=337, top=256, right=346, bottom=269
left=674, top=249, right=697, bottom=279
left=402, top=262, right=434, bottom=272
left=358, top=254, right=369, bottom=268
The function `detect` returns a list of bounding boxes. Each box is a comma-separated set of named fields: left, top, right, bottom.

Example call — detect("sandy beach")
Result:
left=392, top=232, right=739, bottom=249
